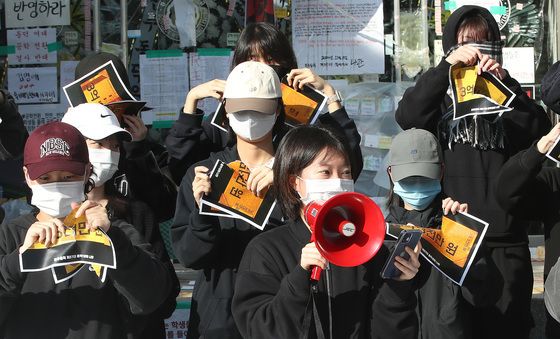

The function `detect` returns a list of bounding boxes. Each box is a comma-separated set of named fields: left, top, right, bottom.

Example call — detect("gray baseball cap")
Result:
left=388, top=128, right=442, bottom=182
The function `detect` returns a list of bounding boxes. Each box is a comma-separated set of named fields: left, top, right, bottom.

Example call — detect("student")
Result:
left=395, top=5, right=550, bottom=338
left=385, top=128, right=494, bottom=339
left=495, top=123, right=560, bottom=338
left=73, top=52, right=177, bottom=222
left=62, top=103, right=180, bottom=339
left=0, top=121, right=173, bottom=339
left=171, top=61, right=286, bottom=338
left=165, top=22, right=362, bottom=185
left=231, top=125, right=420, bottom=339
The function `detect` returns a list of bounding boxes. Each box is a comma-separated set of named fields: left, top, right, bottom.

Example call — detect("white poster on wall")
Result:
left=5, top=0, right=71, bottom=28
left=139, top=53, right=189, bottom=125
left=8, top=67, right=58, bottom=104
left=502, top=47, right=535, bottom=84
left=7, top=28, right=58, bottom=65
left=292, top=0, right=384, bottom=75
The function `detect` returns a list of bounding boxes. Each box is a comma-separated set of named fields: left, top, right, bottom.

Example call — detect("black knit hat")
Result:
left=542, top=61, right=560, bottom=114
left=75, top=52, right=131, bottom=89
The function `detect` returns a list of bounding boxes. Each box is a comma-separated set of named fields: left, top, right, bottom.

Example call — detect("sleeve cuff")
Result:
left=122, top=138, right=150, bottom=158
left=285, top=265, right=311, bottom=298
left=521, top=142, right=546, bottom=170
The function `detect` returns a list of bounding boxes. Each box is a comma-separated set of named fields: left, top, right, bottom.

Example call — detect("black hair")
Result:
left=232, top=23, right=298, bottom=76
left=273, top=125, right=351, bottom=220
left=456, top=13, right=495, bottom=42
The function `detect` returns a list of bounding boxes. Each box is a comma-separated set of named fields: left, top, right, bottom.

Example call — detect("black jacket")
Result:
left=171, top=146, right=284, bottom=339
left=0, top=89, right=27, bottom=160
left=117, top=139, right=177, bottom=222
left=0, top=213, right=173, bottom=339
left=108, top=199, right=180, bottom=339
left=232, top=218, right=418, bottom=339
left=165, top=107, right=363, bottom=185
left=495, top=144, right=560, bottom=276
left=395, top=6, right=550, bottom=246
left=385, top=199, right=498, bottom=339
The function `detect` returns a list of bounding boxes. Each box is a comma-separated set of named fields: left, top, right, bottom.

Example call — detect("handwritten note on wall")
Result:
left=5, top=0, right=70, bottom=28
left=292, top=0, right=385, bottom=75
left=8, top=67, right=58, bottom=103
left=7, top=28, right=57, bottom=65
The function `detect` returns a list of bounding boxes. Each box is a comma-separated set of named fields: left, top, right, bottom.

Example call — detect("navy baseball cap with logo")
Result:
left=388, top=128, right=442, bottom=182
left=23, top=122, right=90, bottom=180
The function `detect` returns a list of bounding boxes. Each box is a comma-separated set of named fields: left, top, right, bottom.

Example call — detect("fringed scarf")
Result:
left=442, top=40, right=506, bottom=150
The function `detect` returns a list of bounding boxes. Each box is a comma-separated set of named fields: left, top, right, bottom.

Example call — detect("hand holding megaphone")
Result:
left=303, top=192, right=386, bottom=281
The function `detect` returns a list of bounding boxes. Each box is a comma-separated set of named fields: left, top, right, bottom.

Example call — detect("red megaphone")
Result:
left=304, top=192, right=386, bottom=281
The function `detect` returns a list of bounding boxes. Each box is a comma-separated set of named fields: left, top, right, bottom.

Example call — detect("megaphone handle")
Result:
left=311, top=266, right=323, bottom=281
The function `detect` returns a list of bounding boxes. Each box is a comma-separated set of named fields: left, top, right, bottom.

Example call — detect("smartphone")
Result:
left=381, top=230, right=423, bottom=279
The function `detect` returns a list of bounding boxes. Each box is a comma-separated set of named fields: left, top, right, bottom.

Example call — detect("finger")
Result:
left=459, top=203, right=468, bottom=213
left=75, top=200, right=97, bottom=218
left=49, top=221, right=59, bottom=245
left=194, top=166, right=209, bottom=175
left=37, top=227, right=47, bottom=245
left=71, top=202, right=81, bottom=211
left=450, top=201, right=461, bottom=214
left=404, top=246, right=421, bottom=268
left=442, top=199, right=452, bottom=215
left=256, top=180, right=271, bottom=197
left=394, top=259, right=417, bottom=277
left=52, top=218, right=66, bottom=234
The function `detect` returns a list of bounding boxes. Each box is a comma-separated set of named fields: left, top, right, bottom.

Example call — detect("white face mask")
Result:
left=30, top=181, right=86, bottom=218
left=298, top=178, right=354, bottom=204
left=228, top=111, right=276, bottom=141
left=89, top=148, right=120, bottom=187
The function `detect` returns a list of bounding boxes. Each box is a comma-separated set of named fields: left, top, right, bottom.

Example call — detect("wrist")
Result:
left=326, top=90, right=343, bottom=106
left=322, top=84, right=335, bottom=97
left=183, top=93, right=199, bottom=113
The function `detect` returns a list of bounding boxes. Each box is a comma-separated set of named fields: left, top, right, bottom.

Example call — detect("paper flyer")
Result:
left=20, top=209, right=117, bottom=284
left=199, top=160, right=276, bottom=230
left=63, top=60, right=145, bottom=122
left=386, top=211, right=489, bottom=285
left=449, top=63, right=516, bottom=120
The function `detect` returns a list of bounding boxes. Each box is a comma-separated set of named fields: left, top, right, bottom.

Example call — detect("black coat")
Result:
left=171, top=146, right=284, bottom=339
left=232, top=218, right=418, bottom=339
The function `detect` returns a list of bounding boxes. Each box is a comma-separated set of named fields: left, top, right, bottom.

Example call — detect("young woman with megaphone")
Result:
left=232, top=125, right=421, bottom=339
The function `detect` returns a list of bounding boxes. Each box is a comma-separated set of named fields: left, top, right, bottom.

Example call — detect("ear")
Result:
left=22, top=166, right=32, bottom=187
left=290, top=174, right=301, bottom=194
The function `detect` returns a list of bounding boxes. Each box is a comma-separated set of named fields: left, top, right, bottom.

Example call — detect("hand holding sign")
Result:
left=19, top=218, right=66, bottom=253
left=193, top=166, right=212, bottom=207
left=539, top=123, right=560, bottom=154
left=445, top=45, right=483, bottom=66
left=73, top=201, right=110, bottom=232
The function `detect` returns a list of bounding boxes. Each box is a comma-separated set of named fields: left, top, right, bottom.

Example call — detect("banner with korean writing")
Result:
left=292, top=0, right=384, bottom=75
left=386, top=211, right=489, bottom=285
left=5, top=0, right=70, bottom=28
left=200, top=160, right=277, bottom=230
left=7, top=28, right=57, bottom=65
left=8, top=66, right=58, bottom=103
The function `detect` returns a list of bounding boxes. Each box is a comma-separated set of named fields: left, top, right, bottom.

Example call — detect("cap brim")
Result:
left=86, top=125, right=133, bottom=142
left=225, top=98, right=277, bottom=114
left=391, top=162, right=441, bottom=182
left=27, top=159, right=87, bottom=180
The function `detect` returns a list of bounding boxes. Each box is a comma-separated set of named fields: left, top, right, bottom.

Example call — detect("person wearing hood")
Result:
left=395, top=5, right=550, bottom=338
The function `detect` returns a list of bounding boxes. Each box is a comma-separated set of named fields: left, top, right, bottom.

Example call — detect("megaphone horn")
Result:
left=304, top=192, right=386, bottom=281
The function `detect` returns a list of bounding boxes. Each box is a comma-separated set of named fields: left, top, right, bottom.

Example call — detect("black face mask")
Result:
left=269, top=64, right=291, bottom=79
